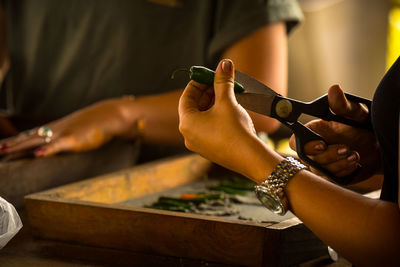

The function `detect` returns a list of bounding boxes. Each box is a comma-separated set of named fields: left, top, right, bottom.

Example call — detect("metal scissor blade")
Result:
left=234, top=70, right=278, bottom=116
left=235, top=70, right=278, bottom=96
left=235, top=92, right=275, bottom=117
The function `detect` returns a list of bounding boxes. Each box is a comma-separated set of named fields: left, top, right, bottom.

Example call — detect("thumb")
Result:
left=213, top=59, right=236, bottom=104
left=328, top=85, right=369, bottom=123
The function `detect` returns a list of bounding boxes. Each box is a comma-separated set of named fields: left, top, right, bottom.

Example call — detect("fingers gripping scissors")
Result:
left=189, top=66, right=373, bottom=185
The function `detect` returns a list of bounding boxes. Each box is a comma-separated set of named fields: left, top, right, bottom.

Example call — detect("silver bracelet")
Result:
left=255, top=157, right=308, bottom=215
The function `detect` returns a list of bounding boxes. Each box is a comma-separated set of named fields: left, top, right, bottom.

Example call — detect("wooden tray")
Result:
left=25, top=154, right=327, bottom=266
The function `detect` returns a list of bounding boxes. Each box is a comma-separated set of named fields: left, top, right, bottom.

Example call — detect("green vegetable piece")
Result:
left=219, top=177, right=255, bottom=190
left=189, top=66, right=245, bottom=93
left=147, top=193, right=225, bottom=213
left=157, top=198, right=192, bottom=208
left=208, top=185, right=247, bottom=195
left=158, top=194, right=223, bottom=205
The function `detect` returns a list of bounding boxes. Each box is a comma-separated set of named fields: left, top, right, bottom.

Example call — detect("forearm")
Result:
left=287, top=173, right=400, bottom=266
left=246, top=143, right=400, bottom=266
left=119, top=89, right=184, bottom=146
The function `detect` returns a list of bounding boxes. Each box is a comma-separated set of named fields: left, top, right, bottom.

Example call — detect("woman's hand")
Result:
left=289, top=85, right=380, bottom=182
left=179, top=59, right=270, bottom=179
left=0, top=97, right=140, bottom=157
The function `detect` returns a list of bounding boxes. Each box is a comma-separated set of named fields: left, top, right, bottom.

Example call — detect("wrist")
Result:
left=239, top=134, right=284, bottom=183
left=115, top=96, right=144, bottom=139
left=255, top=156, right=308, bottom=215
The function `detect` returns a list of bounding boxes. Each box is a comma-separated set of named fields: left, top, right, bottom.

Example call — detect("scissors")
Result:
left=189, top=66, right=373, bottom=185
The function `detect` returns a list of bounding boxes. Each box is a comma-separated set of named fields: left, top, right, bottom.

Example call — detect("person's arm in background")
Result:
left=123, top=21, right=288, bottom=144
left=0, top=22, right=288, bottom=156
left=132, top=21, right=287, bottom=144
left=222, top=22, right=287, bottom=133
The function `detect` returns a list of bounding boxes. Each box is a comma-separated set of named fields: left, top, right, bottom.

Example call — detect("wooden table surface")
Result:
left=0, top=210, right=352, bottom=267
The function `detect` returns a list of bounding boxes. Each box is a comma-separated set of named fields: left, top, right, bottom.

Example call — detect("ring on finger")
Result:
left=18, top=129, right=36, bottom=138
left=37, top=126, right=53, bottom=143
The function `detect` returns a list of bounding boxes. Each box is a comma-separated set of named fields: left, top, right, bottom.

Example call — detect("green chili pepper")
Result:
left=189, top=66, right=245, bottom=93
left=208, top=185, right=248, bottom=195
left=156, top=198, right=192, bottom=208
left=220, top=177, right=255, bottom=190
left=158, top=193, right=224, bottom=205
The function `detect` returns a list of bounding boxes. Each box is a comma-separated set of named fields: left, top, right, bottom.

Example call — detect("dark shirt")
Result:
left=1, top=0, right=302, bottom=122
left=373, top=57, right=400, bottom=203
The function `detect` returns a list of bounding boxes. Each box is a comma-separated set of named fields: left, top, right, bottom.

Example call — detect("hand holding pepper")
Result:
left=179, top=59, right=279, bottom=181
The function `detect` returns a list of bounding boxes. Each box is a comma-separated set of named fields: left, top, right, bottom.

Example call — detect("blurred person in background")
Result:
left=0, top=0, right=303, bottom=158
left=0, top=0, right=302, bottom=206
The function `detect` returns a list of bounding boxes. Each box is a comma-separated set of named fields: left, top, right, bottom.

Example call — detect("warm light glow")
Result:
left=387, top=2, right=400, bottom=69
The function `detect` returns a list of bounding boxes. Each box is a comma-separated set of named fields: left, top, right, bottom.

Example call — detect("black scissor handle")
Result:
left=283, top=93, right=373, bottom=131
left=311, top=93, right=372, bottom=130
left=291, top=122, right=358, bottom=185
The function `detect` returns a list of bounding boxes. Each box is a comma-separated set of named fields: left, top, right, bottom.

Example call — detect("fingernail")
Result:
left=35, top=148, right=46, bottom=157
left=221, top=59, right=232, bottom=73
left=347, top=153, right=357, bottom=161
left=337, top=147, right=348, bottom=155
left=314, top=142, right=326, bottom=151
